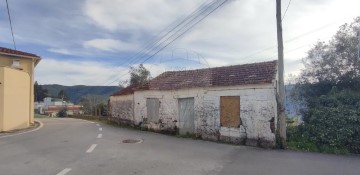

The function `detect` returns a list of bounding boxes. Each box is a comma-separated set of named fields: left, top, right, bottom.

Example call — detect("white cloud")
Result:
left=83, top=0, right=200, bottom=32
left=83, top=38, right=138, bottom=52
left=35, top=58, right=129, bottom=86
left=48, top=48, right=73, bottom=55
left=4, top=0, right=360, bottom=86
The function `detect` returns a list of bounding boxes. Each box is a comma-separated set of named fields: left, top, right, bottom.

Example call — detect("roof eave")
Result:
left=0, top=52, right=41, bottom=66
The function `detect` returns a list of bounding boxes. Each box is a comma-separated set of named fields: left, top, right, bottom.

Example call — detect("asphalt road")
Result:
left=0, top=118, right=359, bottom=175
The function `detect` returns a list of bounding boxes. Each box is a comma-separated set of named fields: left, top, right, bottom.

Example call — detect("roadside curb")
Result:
left=0, top=120, right=44, bottom=139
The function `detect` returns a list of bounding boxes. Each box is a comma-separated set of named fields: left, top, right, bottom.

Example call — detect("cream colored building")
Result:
left=0, top=47, right=41, bottom=132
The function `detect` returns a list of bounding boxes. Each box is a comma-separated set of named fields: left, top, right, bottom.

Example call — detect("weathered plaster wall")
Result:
left=205, top=86, right=277, bottom=147
left=134, top=88, right=203, bottom=133
left=132, top=83, right=278, bottom=147
left=109, top=94, right=134, bottom=125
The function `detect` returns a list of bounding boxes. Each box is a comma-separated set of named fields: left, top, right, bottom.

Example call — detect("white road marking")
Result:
left=56, top=168, right=71, bottom=175
left=97, top=134, right=102, bottom=138
left=96, top=123, right=100, bottom=126
left=69, top=118, right=95, bottom=124
left=0, top=120, right=44, bottom=139
left=99, top=128, right=102, bottom=131
left=86, top=144, right=97, bottom=153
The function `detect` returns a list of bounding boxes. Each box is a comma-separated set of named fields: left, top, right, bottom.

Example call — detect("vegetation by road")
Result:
left=288, top=17, right=360, bottom=154
left=34, top=114, right=49, bottom=118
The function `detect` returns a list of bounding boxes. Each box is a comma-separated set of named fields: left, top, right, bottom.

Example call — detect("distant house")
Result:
left=46, top=105, right=83, bottom=117
left=110, top=61, right=278, bottom=148
left=0, top=47, right=41, bottom=131
left=35, top=97, right=84, bottom=117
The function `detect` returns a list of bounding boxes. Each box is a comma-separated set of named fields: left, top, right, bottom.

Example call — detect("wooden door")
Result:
left=146, top=98, right=159, bottom=122
left=220, top=96, right=241, bottom=128
left=178, top=98, right=195, bottom=134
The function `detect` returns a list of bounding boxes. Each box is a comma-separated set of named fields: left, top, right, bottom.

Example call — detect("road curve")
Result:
left=0, top=118, right=359, bottom=175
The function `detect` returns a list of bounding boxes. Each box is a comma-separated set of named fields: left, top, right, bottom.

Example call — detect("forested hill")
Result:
left=42, top=84, right=120, bottom=104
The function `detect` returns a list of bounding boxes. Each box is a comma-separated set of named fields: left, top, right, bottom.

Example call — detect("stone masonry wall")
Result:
left=132, top=84, right=278, bottom=148
left=109, top=94, right=134, bottom=125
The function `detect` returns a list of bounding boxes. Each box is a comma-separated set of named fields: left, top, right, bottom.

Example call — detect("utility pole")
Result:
left=276, top=0, right=287, bottom=148
left=357, top=31, right=360, bottom=59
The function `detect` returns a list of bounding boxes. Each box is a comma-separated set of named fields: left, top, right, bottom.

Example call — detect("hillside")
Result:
left=42, top=84, right=120, bottom=104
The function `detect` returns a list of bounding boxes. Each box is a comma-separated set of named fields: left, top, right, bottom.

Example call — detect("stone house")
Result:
left=109, top=61, right=278, bottom=147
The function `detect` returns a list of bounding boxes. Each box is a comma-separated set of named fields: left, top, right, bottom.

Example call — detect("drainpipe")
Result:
left=29, top=58, right=35, bottom=124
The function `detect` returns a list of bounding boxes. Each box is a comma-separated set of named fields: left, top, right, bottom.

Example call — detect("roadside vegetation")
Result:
left=34, top=114, right=49, bottom=118
left=288, top=17, right=360, bottom=154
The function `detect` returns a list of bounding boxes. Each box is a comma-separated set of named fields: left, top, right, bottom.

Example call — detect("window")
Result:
left=220, top=96, right=241, bottom=128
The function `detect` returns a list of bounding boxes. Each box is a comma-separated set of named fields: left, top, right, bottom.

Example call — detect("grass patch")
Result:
left=69, top=115, right=107, bottom=122
left=34, top=114, right=49, bottom=118
left=287, top=125, right=352, bottom=155
left=176, top=132, right=201, bottom=140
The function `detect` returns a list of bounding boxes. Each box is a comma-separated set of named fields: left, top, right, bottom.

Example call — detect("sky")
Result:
left=1, top=0, right=359, bottom=86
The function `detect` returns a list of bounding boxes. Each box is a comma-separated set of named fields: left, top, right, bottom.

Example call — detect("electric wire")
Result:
left=98, top=0, right=218, bottom=85
left=103, top=0, right=229, bottom=86
left=101, top=0, right=228, bottom=86
left=125, top=0, right=216, bottom=66
left=5, top=0, right=16, bottom=50
left=282, top=0, right=292, bottom=21
left=139, top=0, right=229, bottom=64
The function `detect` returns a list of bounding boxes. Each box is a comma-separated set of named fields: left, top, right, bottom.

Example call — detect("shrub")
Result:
left=288, top=89, right=360, bottom=154
left=57, top=109, right=67, bottom=118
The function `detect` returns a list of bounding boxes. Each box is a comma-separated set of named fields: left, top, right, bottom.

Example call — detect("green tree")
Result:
left=58, top=89, right=69, bottom=101
left=289, top=17, right=360, bottom=154
left=299, top=17, right=360, bottom=85
left=293, top=17, right=360, bottom=102
left=57, top=108, right=67, bottom=118
left=34, top=81, right=48, bottom=102
left=129, top=64, right=151, bottom=85
left=96, top=103, right=108, bottom=116
left=79, top=95, right=106, bottom=115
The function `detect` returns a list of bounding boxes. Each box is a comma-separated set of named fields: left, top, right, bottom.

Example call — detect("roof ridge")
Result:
left=161, top=60, right=277, bottom=74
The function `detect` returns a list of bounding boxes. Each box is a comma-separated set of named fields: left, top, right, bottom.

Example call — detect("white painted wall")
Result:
left=134, top=88, right=203, bottom=132
left=132, top=83, right=278, bottom=147
left=109, top=94, right=134, bottom=124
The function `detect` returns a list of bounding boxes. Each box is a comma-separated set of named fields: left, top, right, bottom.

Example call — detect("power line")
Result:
left=123, top=0, right=213, bottom=66
left=5, top=0, right=16, bottom=50
left=103, top=0, right=229, bottom=86
left=238, top=20, right=342, bottom=61
left=282, top=0, right=292, bottom=21
left=126, top=0, right=222, bottom=67
left=95, top=0, right=217, bottom=85
left=100, top=0, right=228, bottom=86
left=139, top=0, right=229, bottom=64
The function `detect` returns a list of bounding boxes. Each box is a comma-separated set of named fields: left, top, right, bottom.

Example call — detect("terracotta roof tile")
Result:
left=47, top=105, right=82, bottom=111
left=0, top=47, right=40, bottom=58
left=112, top=83, right=144, bottom=96
left=147, top=60, right=277, bottom=90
